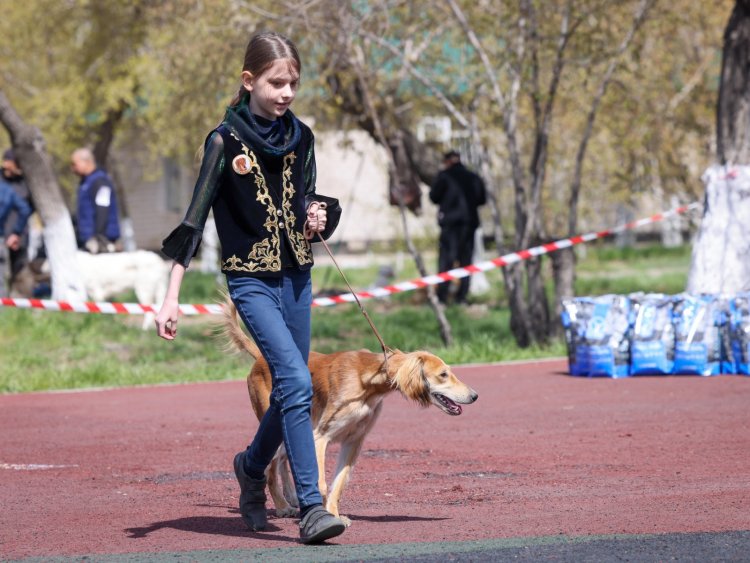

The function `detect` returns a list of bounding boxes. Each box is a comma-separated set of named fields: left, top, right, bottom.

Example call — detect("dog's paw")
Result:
left=275, top=506, right=297, bottom=518
left=340, top=515, right=352, bottom=528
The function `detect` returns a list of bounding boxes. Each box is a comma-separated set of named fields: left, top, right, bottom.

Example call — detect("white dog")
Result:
left=76, top=250, right=170, bottom=329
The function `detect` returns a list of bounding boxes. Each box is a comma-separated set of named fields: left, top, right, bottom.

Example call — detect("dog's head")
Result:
left=388, top=351, right=478, bottom=415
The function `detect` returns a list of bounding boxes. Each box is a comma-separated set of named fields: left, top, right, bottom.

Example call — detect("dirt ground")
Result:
left=1, top=359, right=749, bottom=561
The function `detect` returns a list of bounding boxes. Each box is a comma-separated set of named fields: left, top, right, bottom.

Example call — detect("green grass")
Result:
left=574, top=242, right=691, bottom=296
left=0, top=242, right=691, bottom=393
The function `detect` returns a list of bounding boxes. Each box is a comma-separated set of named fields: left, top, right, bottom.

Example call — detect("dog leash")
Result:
left=305, top=201, right=392, bottom=368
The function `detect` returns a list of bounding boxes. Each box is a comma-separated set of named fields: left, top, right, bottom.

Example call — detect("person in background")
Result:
left=70, top=148, right=121, bottom=253
left=0, top=152, right=32, bottom=297
left=429, top=149, right=486, bottom=304
left=1, top=149, right=33, bottom=294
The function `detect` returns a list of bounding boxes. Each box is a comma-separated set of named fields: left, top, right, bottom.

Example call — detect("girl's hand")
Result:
left=5, top=233, right=20, bottom=251
left=306, top=203, right=327, bottom=233
left=155, top=298, right=180, bottom=340
left=156, top=261, right=186, bottom=340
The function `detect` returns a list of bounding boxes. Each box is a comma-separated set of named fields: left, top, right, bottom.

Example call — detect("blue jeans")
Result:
left=227, top=269, right=322, bottom=509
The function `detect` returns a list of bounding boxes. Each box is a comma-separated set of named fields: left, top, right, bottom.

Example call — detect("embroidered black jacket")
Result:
left=161, top=100, right=334, bottom=277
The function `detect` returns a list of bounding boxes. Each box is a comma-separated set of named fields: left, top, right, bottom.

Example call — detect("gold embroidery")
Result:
left=221, top=133, right=313, bottom=272
left=282, top=153, right=313, bottom=266
left=222, top=138, right=281, bottom=272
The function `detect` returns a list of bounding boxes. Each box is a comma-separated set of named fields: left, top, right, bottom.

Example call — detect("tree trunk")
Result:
left=526, top=253, right=551, bottom=345
left=717, top=0, right=750, bottom=165
left=387, top=130, right=423, bottom=213
left=506, top=266, right=533, bottom=348
left=686, top=166, right=750, bottom=294
left=92, top=104, right=137, bottom=251
left=687, top=0, right=750, bottom=294
left=550, top=246, right=576, bottom=336
left=0, top=91, right=87, bottom=301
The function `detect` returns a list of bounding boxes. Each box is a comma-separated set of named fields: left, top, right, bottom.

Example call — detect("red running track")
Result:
left=1, top=359, right=749, bottom=559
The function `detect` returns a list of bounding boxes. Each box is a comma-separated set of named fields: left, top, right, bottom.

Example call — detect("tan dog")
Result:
left=222, top=300, right=478, bottom=526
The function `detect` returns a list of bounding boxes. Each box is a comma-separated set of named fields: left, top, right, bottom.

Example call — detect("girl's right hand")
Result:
left=155, top=298, right=180, bottom=340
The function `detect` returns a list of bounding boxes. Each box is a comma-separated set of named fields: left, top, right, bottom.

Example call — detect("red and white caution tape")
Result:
left=0, top=202, right=700, bottom=315
left=311, top=202, right=700, bottom=307
left=0, top=297, right=222, bottom=316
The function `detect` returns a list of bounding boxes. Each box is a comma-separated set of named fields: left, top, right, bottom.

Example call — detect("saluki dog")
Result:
left=222, top=299, right=478, bottom=526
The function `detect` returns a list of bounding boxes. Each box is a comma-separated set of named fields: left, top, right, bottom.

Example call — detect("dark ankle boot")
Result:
left=299, top=505, right=346, bottom=544
left=233, top=451, right=267, bottom=531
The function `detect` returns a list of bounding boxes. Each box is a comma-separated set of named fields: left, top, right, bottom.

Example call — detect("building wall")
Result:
left=314, top=129, right=438, bottom=250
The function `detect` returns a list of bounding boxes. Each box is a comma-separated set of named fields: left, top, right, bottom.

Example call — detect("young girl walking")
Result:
left=155, top=31, right=345, bottom=544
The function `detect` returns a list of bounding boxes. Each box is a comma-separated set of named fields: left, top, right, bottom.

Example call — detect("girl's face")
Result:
left=242, top=58, right=299, bottom=120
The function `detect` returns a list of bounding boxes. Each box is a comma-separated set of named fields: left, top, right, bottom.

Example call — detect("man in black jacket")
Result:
left=429, top=150, right=486, bottom=304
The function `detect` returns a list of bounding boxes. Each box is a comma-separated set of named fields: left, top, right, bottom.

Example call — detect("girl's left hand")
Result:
left=306, top=203, right=327, bottom=233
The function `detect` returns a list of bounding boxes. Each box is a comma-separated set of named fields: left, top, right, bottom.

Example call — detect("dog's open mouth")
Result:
left=432, top=393, right=463, bottom=416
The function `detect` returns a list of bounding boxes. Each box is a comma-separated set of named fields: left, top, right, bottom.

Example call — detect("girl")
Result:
left=155, top=31, right=345, bottom=544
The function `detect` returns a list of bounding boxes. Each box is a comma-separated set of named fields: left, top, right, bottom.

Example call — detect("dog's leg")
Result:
left=315, top=435, right=330, bottom=505
left=278, top=450, right=299, bottom=510
left=325, top=440, right=364, bottom=527
left=267, top=448, right=296, bottom=517
left=142, top=312, right=155, bottom=331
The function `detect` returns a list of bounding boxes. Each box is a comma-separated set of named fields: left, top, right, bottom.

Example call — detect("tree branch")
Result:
left=357, top=30, right=470, bottom=129
left=446, top=0, right=528, bottom=246
left=568, top=0, right=656, bottom=235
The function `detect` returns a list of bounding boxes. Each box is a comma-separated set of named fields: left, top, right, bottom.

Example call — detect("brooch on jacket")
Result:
left=232, top=154, right=252, bottom=175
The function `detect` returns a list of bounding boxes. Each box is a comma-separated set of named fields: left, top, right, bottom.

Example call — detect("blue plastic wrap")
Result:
left=630, top=294, right=675, bottom=375
left=729, top=294, right=750, bottom=375
left=561, top=296, right=630, bottom=377
left=671, top=294, right=722, bottom=376
left=561, top=299, right=587, bottom=376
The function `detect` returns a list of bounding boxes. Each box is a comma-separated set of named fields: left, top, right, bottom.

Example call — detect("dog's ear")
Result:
left=391, top=353, right=431, bottom=407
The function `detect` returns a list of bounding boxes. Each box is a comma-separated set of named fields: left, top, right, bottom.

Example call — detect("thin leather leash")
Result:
left=305, top=201, right=392, bottom=368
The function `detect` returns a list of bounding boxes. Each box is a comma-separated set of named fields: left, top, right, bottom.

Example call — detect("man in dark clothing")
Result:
left=1, top=149, right=33, bottom=295
left=429, top=150, right=486, bottom=304
left=1, top=150, right=33, bottom=297
left=70, top=148, right=121, bottom=253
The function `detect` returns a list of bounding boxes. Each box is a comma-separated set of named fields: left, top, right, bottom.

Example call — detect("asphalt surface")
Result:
left=2, top=359, right=749, bottom=561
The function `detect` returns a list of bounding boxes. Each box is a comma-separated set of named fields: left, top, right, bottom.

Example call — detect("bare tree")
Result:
left=0, top=91, right=86, bottom=300
left=349, top=41, right=454, bottom=345
left=552, top=0, right=654, bottom=323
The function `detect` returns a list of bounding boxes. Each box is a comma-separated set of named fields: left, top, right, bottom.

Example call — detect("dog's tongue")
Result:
left=445, top=396, right=462, bottom=415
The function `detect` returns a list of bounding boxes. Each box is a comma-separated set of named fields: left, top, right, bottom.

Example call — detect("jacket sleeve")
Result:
left=474, top=175, right=487, bottom=207
left=302, top=133, right=341, bottom=241
left=303, top=133, right=317, bottom=198
left=161, top=131, right=225, bottom=267
left=9, top=190, right=32, bottom=235
left=429, top=173, right=447, bottom=204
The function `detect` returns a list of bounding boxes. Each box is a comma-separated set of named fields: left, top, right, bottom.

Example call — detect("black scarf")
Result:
left=223, top=93, right=302, bottom=157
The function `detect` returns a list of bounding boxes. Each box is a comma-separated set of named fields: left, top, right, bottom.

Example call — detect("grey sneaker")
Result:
left=299, top=505, right=346, bottom=544
left=233, top=451, right=267, bottom=531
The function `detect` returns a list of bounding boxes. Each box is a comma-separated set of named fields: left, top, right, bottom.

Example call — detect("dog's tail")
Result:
left=220, top=292, right=261, bottom=360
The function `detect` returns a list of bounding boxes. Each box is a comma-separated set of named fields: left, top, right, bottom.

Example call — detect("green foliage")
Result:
left=0, top=0, right=733, bottom=223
